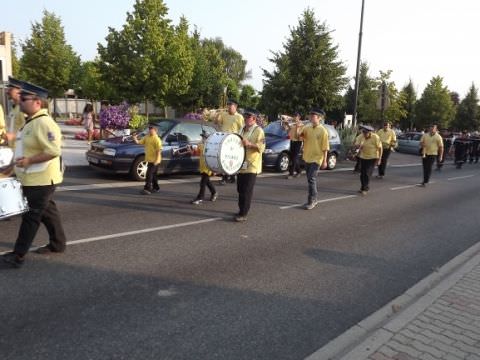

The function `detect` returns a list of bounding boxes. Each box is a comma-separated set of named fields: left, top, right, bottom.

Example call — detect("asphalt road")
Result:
left=1, top=154, right=480, bottom=360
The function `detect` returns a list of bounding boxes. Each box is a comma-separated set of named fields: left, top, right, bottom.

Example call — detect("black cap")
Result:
left=226, top=99, right=239, bottom=106
left=20, top=81, right=48, bottom=99
left=294, top=111, right=301, bottom=117
left=7, top=76, right=22, bottom=89
left=309, top=108, right=326, bottom=116
left=243, top=108, right=258, bottom=117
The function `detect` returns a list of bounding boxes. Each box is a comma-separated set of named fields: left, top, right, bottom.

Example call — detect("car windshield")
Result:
left=136, top=119, right=175, bottom=139
left=264, top=122, right=286, bottom=137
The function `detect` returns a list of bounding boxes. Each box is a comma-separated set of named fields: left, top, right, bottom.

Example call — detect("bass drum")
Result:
left=204, top=132, right=245, bottom=175
left=0, top=177, right=29, bottom=219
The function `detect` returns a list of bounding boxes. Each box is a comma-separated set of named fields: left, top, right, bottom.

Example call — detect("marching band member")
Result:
left=215, top=99, right=244, bottom=184
left=419, top=124, right=443, bottom=186
left=235, top=108, right=265, bottom=222
left=355, top=125, right=382, bottom=195
left=133, top=125, right=162, bottom=195
left=5, top=77, right=26, bottom=148
left=376, top=121, right=397, bottom=179
left=282, top=112, right=304, bottom=179
left=190, top=131, right=218, bottom=205
left=2, top=81, right=66, bottom=268
left=298, top=108, right=329, bottom=210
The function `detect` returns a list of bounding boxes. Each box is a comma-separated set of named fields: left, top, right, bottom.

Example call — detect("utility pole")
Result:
left=352, top=0, right=365, bottom=128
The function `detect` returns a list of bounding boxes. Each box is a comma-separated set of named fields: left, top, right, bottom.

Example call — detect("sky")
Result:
left=3, top=0, right=480, bottom=98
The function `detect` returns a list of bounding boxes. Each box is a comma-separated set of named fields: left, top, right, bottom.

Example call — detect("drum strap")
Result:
left=241, top=125, right=258, bottom=140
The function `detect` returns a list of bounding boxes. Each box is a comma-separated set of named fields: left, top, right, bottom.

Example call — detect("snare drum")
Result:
left=204, top=132, right=245, bottom=175
left=0, top=177, right=29, bottom=219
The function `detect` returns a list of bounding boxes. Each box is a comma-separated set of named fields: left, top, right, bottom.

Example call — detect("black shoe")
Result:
left=191, top=199, right=203, bottom=205
left=152, top=188, right=160, bottom=193
left=140, top=189, right=152, bottom=195
left=2, top=252, right=24, bottom=268
left=234, top=215, right=247, bottom=222
left=35, top=245, right=64, bottom=255
left=219, top=180, right=227, bottom=185
left=210, top=193, right=218, bottom=202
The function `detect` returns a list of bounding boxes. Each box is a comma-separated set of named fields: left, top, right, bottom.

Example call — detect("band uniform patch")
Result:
left=47, top=131, right=56, bottom=141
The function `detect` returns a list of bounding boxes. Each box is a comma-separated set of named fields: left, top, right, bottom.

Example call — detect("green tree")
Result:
left=173, top=30, right=227, bottom=111
left=11, top=36, right=21, bottom=76
left=76, top=60, right=118, bottom=103
left=379, top=71, right=406, bottom=127
left=452, top=84, right=479, bottom=131
left=261, top=8, right=348, bottom=117
left=239, top=84, right=259, bottom=109
left=399, top=79, right=417, bottom=130
left=415, top=76, right=455, bottom=130
left=98, top=0, right=194, bottom=109
left=19, top=10, right=80, bottom=98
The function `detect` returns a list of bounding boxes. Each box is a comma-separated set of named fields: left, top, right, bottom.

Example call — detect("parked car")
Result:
left=262, top=120, right=342, bottom=171
left=86, top=119, right=216, bottom=181
left=396, top=132, right=423, bottom=155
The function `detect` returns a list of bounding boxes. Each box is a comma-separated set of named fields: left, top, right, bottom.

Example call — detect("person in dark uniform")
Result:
left=235, top=108, right=265, bottom=222
left=2, top=82, right=67, bottom=268
left=453, top=131, right=470, bottom=169
left=468, top=133, right=480, bottom=164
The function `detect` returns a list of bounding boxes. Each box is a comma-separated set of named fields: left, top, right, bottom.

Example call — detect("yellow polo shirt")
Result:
left=15, top=109, right=63, bottom=186
left=421, top=132, right=443, bottom=155
left=7, top=105, right=26, bottom=148
left=138, top=133, right=162, bottom=163
left=356, top=133, right=382, bottom=159
left=377, top=128, right=397, bottom=149
left=218, top=112, right=244, bottom=134
left=198, top=143, right=212, bottom=176
left=239, top=125, right=265, bottom=174
left=288, top=123, right=303, bottom=141
left=300, top=124, right=330, bottom=165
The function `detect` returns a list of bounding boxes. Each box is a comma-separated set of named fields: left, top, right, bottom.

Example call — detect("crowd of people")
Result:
left=0, top=75, right=474, bottom=269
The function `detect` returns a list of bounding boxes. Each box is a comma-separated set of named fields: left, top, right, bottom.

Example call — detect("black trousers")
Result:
left=289, top=141, right=302, bottom=175
left=237, top=173, right=257, bottom=217
left=196, top=173, right=216, bottom=199
left=378, top=149, right=391, bottom=176
left=14, top=185, right=66, bottom=256
left=360, top=158, right=376, bottom=191
left=422, top=155, right=436, bottom=183
left=145, top=162, right=159, bottom=191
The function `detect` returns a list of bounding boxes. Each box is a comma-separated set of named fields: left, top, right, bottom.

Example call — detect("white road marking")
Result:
left=0, top=218, right=221, bottom=255
left=391, top=185, right=419, bottom=190
left=280, top=195, right=357, bottom=209
left=447, top=175, right=474, bottom=181
left=390, top=163, right=422, bottom=168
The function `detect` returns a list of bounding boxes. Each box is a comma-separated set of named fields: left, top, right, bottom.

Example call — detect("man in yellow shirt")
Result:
left=235, top=108, right=265, bottom=222
left=420, top=124, right=443, bottom=186
left=133, top=125, right=162, bottom=195
left=5, top=77, right=26, bottom=148
left=3, top=81, right=67, bottom=268
left=376, top=121, right=397, bottom=178
left=355, top=125, right=382, bottom=195
left=215, top=99, right=244, bottom=184
left=299, top=108, right=329, bottom=210
left=282, top=112, right=304, bottom=178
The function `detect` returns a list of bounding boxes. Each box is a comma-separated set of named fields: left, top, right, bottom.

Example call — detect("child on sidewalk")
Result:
left=191, top=131, right=217, bottom=205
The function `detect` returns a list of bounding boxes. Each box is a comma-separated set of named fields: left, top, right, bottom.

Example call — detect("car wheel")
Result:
left=131, top=155, right=148, bottom=181
left=276, top=152, right=290, bottom=172
left=326, top=153, right=337, bottom=170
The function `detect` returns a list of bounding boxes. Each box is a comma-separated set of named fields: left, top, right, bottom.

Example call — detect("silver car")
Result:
left=396, top=132, right=423, bottom=155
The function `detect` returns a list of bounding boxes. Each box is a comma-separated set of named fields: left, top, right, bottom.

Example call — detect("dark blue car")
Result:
left=86, top=119, right=216, bottom=181
left=262, top=120, right=342, bottom=171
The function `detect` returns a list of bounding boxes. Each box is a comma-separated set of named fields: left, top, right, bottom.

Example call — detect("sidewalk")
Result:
left=307, top=242, right=480, bottom=360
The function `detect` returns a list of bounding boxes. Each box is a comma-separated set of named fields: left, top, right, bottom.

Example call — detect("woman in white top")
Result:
left=81, top=103, right=95, bottom=143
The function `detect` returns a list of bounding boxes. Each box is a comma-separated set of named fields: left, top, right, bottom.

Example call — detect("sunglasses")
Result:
left=20, top=96, right=38, bottom=102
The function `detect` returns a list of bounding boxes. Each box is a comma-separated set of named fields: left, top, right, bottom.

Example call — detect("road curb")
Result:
left=305, top=241, right=480, bottom=360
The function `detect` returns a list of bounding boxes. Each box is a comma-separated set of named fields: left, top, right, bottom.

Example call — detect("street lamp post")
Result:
left=352, top=0, right=365, bottom=128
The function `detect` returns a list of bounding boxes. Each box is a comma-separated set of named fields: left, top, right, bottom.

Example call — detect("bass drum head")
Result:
left=204, top=132, right=245, bottom=175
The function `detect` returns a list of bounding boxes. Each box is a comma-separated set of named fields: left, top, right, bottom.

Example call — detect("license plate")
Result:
left=88, top=156, right=99, bottom=164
